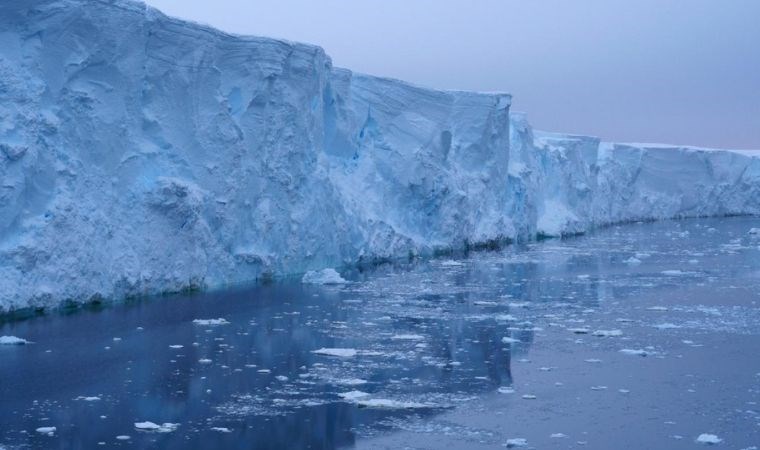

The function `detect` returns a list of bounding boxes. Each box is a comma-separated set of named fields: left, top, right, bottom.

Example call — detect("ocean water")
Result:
left=1, top=217, right=759, bottom=449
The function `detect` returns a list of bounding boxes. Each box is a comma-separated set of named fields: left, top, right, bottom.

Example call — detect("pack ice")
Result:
left=1, top=0, right=759, bottom=312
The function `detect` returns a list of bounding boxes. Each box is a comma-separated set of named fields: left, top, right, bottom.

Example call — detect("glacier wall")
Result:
left=1, top=0, right=758, bottom=312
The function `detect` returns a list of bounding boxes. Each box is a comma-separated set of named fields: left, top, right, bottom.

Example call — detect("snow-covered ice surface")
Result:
left=1, top=0, right=760, bottom=313
left=2, top=217, right=760, bottom=449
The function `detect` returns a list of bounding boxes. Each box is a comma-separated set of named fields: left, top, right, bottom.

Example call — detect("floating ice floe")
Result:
left=391, top=334, right=424, bottom=340
left=35, top=426, right=56, bottom=435
left=74, top=396, right=101, bottom=401
left=312, top=348, right=357, bottom=357
left=624, top=257, right=642, bottom=265
left=334, top=378, right=368, bottom=386
left=192, top=318, right=230, bottom=326
left=134, top=421, right=180, bottom=433
left=501, top=337, right=521, bottom=344
left=551, top=433, right=568, bottom=438
left=169, top=345, right=184, bottom=349
left=498, top=387, right=515, bottom=394
left=593, top=329, right=622, bottom=337
left=440, top=260, right=465, bottom=267
left=211, top=427, right=232, bottom=433
left=338, top=390, right=370, bottom=401
left=654, top=323, right=681, bottom=330
left=301, top=268, right=347, bottom=285
left=355, top=398, right=431, bottom=409
left=619, top=349, right=649, bottom=357
left=116, top=435, right=131, bottom=440
left=695, top=433, right=722, bottom=445
left=521, top=394, right=537, bottom=400
left=0, top=336, right=31, bottom=345
left=662, top=270, right=687, bottom=276
left=505, top=438, right=528, bottom=447
left=198, top=358, right=213, bottom=364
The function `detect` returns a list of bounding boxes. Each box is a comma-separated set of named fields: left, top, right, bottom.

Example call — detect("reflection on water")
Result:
left=1, top=217, right=760, bottom=449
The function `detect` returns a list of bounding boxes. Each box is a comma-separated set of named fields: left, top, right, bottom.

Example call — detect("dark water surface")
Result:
left=2, top=217, right=760, bottom=449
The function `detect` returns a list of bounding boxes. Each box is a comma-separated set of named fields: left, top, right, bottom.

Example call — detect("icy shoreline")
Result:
left=1, top=0, right=759, bottom=313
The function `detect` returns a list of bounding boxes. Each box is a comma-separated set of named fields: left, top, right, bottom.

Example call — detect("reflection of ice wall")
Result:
left=0, top=0, right=758, bottom=312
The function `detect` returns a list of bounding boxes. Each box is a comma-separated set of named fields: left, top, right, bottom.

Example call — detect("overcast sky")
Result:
left=144, top=0, right=760, bottom=149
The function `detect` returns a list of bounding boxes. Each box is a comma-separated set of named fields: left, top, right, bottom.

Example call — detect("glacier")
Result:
left=1, top=0, right=759, bottom=313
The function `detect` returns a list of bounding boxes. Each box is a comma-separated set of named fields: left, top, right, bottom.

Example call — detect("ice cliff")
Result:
left=1, top=0, right=759, bottom=312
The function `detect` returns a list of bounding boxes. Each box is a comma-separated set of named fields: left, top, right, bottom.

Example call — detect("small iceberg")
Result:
left=134, top=421, right=180, bottom=433
left=0, top=336, right=32, bottom=345
left=695, top=433, right=722, bottom=445
left=301, top=268, right=347, bottom=285
left=192, top=318, right=230, bottom=326
left=312, top=348, right=357, bottom=357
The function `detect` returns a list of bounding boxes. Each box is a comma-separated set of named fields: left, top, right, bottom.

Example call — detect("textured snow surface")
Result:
left=1, top=0, right=759, bottom=312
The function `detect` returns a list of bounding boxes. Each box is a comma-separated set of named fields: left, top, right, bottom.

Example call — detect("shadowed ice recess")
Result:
left=2, top=217, right=760, bottom=449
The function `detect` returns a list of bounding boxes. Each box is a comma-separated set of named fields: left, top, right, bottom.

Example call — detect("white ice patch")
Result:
left=211, top=427, right=232, bottom=433
left=134, top=421, right=180, bottom=433
left=35, top=427, right=56, bottom=434
left=355, top=398, right=431, bottom=409
left=505, top=438, right=528, bottom=447
left=695, top=434, right=722, bottom=445
left=312, top=348, right=357, bottom=358
left=593, top=329, right=622, bottom=337
left=619, top=349, right=649, bottom=357
left=391, top=334, right=425, bottom=341
left=501, top=337, right=521, bottom=344
left=74, top=396, right=101, bottom=401
left=192, top=318, right=230, bottom=326
left=301, top=268, right=347, bottom=285
left=338, top=390, right=370, bottom=401
left=0, top=336, right=31, bottom=345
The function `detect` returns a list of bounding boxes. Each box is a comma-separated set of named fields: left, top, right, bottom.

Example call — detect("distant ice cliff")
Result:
left=1, top=0, right=758, bottom=312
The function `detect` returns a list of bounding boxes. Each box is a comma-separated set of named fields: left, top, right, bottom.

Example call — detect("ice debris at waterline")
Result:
left=1, top=0, right=760, bottom=312
left=0, top=336, right=31, bottom=345
left=301, top=268, right=348, bottom=285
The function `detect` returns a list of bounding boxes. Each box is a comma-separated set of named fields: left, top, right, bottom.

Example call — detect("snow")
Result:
left=0, top=336, right=31, bottom=345
left=695, top=433, right=722, bottom=445
left=1, top=0, right=760, bottom=312
left=301, top=268, right=347, bottom=285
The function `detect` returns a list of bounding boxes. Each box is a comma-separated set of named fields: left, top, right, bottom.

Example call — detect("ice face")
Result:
left=1, top=0, right=759, bottom=312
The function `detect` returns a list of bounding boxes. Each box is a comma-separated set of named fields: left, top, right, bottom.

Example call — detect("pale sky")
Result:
left=144, top=0, right=760, bottom=149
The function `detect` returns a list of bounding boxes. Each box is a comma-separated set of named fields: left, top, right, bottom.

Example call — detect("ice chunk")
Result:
left=193, top=318, right=230, bottom=326
left=36, top=427, right=56, bottom=434
left=74, top=396, right=101, bottom=401
left=505, top=438, right=528, bottom=447
left=619, top=349, right=649, bottom=357
left=312, top=348, right=357, bottom=357
left=134, top=422, right=180, bottom=433
left=0, top=336, right=31, bottom=345
left=695, top=434, right=722, bottom=445
left=338, top=390, right=370, bottom=401
left=501, top=337, right=521, bottom=344
left=391, top=334, right=424, bottom=340
left=301, top=269, right=347, bottom=285
left=592, top=329, right=622, bottom=337
left=355, top=398, right=431, bottom=409
left=211, top=427, right=232, bottom=433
